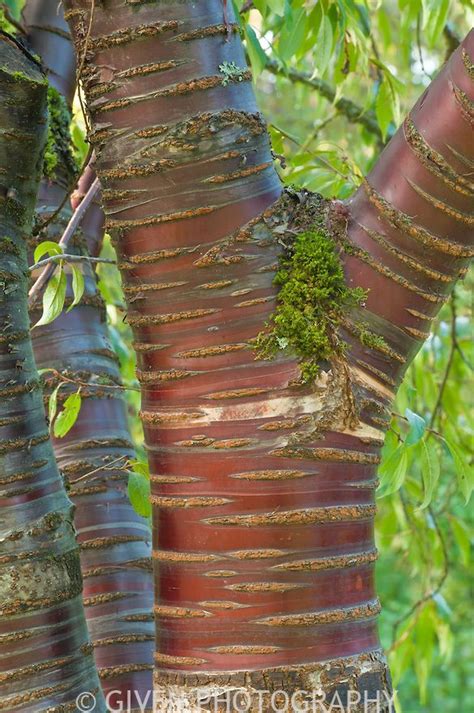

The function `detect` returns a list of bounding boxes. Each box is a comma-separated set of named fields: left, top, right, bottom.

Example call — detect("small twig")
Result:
left=416, top=13, right=432, bottom=80
left=240, top=0, right=254, bottom=12
left=70, top=454, right=129, bottom=484
left=29, top=254, right=115, bottom=271
left=28, top=177, right=101, bottom=307
left=389, top=506, right=449, bottom=649
left=42, top=367, right=141, bottom=393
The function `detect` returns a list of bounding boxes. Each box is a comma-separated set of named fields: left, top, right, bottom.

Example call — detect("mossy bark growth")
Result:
left=64, top=1, right=473, bottom=709
left=0, top=33, right=105, bottom=712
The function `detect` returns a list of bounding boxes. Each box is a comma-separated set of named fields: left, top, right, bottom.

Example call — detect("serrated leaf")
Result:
left=279, top=7, right=307, bottom=61
left=35, top=268, right=67, bottom=327
left=418, top=438, right=440, bottom=509
left=379, top=445, right=409, bottom=496
left=128, top=471, right=151, bottom=518
left=54, top=390, right=82, bottom=438
left=450, top=517, right=470, bottom=566
left=444, top=432, right=473, bottom=503
left=67, top=264, right=85, bottom=312
left=244, top=24, right=267, bottom=76
left=34, top=240, right=63, bottom=264
left=314, top=14, right=333, bottom=77
left=405, top=407, right=426, bottom=445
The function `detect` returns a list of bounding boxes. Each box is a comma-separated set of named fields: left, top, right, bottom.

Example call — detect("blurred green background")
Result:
left=4, top=0, right=473, bottom=710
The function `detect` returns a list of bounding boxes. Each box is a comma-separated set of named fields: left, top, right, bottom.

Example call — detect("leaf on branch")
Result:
left=418, top=437, right=440, bottom=509
left=244, top=24, right=267, bottom=76
left=35, top=268, right=67, bottom=327
left=405, top=407, right=426, bottom=446
left=67, top=264, right=85, bottom=312
left=444, top=429, right=473, bottom=503
left=128, top=463, right=151, bottom=517
left=53, top=390, right=82, bottom=438
left=379, top=444, right=409, bottom=496
left=48, top=384, right=61, bottom=430
left=33, top=240, right=63, bottom=264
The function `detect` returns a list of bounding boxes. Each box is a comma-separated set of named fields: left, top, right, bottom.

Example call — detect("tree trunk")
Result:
left=64, top=1, right=473, bottom=710
left=0, top=33, right=106, bottom=712
left=22, top=0, right=154, bottom=705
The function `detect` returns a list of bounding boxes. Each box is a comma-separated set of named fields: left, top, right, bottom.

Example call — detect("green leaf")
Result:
left=444, top=431, right=473, bottom=503
left=129, top=459, right=150, bottom=480
left=418, top=438, right=440, bottom=509
left=35, top=268, right=67, bottom=327
left=244, top=24, right=267, bottom=76
left=54, top=390, right=82, bottom=438
left=279, top=7, right=307, bottom=61
left=379, top=445, right=409, bottom=496
left=48, top=384, right=60, bottom=428
left=128, top=471, right=151, bottom=518
left=375, top=78, right=392, bottom=140
left=405, top=407, right=426, bottom=445
left=34, top=240, right=62, bottom=264
left=67, top=264, right=85, bottom=312
left=450, top=517, right=470, bottom=566
left=314, top=13, right=333, bottom=76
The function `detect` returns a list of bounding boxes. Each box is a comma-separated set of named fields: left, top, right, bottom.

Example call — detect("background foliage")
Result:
left=4, top=0, right=473, bottom=710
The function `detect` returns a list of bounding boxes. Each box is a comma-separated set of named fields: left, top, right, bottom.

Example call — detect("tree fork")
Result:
left=0, top=32, right=106, bottom=712
left=22, top=0, right=154, bottom=704
left=64, top=1, right=473, bottom=710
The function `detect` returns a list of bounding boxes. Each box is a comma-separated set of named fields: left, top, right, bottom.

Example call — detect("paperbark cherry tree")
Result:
left=0, top=32, right=106, bottom=712
left=22, top=0, right=154, bottom=702
left=63, top=0, right=473, bottom=709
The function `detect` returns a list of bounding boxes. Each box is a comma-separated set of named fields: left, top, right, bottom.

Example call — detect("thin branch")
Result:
left=389, top=505, right=449, bottom=649
left=265, top=58, right=384, bottom=143
left=70, top=454, right=129, bottom=484
left=29, top=254, right=115, bottom=271
left=42, top=367, right=141, bottom=393
left=28, top=177, right=101, bottom=307
left=429, top=297, right=457, bottom=428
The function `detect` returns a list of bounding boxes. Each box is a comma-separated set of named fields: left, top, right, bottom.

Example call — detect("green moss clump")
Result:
left=44, top=86, right=78, bottom=181
left=255, top=229, right=366, bottom=382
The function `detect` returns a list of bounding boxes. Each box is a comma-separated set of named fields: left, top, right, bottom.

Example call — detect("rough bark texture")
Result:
left=22, top=0, right=154, bottom=704
left=0, top=33, right=106, bottom=712
left=64, top=1, right=473, bottom=710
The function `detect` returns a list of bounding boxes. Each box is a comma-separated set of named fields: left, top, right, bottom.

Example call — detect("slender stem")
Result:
left=29, top=253, right=115, bottom=271
left=28, top=177, right=100, bottom=306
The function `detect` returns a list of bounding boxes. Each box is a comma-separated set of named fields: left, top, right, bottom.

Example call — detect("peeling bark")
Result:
left=0, top=33, right=105, bottom=712
left=22, top=0, right=154, bottom=704
left=63, top=1, right=473, bottom=710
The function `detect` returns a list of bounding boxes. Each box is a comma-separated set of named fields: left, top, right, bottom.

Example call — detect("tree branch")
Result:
left=265, top=58, right=383, bottom=143
left=28, top=176, right=100, bottom=306
left=29, top=253, right=115, bottom=271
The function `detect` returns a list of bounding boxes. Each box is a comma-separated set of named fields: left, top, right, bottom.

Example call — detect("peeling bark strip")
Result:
left=22, top=0, right=154, bottom=704
left=0, top=35, right=105, bottom=712
left=65, top=0, right=473, bottom=707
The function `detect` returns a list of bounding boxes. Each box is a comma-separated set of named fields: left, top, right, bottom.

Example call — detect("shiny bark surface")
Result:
left=64, top=0, right=473, bottom=709
left=0, top=33, right=105, bottom=712
left=23, top=0, right=154, bottom=703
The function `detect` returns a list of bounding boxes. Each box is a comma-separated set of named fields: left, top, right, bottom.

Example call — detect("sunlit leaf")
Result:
left=67, top=264, right=85, bottom=312
left=33, top=240, right=63, bottom=264
left=35, top=268, right=67, bottom=327
left=405, top=407, right=426, bottom=445
left=128, top=471, right=151, bottom=518
left=418, top=438, right=440, bottom=509
left=54, top=390, right=82, bottom=438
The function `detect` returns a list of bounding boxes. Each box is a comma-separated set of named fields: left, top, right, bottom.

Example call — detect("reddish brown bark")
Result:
left=22, top=0, right=154, bottom=704
left=64, top=1, right=473, bottom=709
